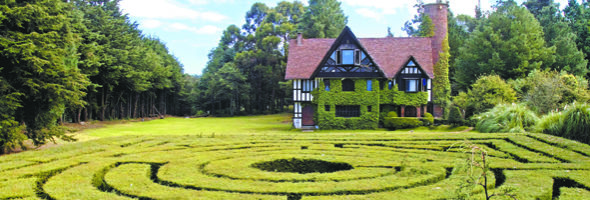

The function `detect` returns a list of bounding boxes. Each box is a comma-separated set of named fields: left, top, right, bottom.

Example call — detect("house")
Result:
left=285, top=3, right=447, bottom=129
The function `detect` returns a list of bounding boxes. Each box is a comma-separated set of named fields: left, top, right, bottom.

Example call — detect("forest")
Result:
left=2, top=0, right=590, bottom=152
left=0, top=0, right=191, bottom=153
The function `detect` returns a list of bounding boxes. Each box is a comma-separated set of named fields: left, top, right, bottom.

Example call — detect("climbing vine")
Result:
left=312, top=79, right=428, bottom=129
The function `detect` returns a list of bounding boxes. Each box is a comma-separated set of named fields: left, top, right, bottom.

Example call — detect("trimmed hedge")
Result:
left=384, top=117, right=423, bottom=130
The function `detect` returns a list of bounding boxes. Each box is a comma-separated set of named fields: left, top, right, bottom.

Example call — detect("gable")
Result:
left=312, top=27, right=383, bottom=78
left=285, top=27, right=434, bottom=80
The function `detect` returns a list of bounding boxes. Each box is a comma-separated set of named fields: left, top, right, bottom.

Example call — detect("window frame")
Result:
left=340, top=49, right=355, bottom=65
left=366, top=80, right=372, bottom=91
left=342, top=79, right=355, bottom=91
left=335, top=105, right=361, bottom=118
left=324, top=79, right=331, bottom=91
left=302, top=79, right=314, bottom=93
left=405, top=79, right=419, bottom=92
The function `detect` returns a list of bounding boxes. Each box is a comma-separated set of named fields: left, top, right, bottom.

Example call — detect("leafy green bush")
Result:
left=511, top=70, right=590, bottom=114
left=453, top=75, right=517, bottom=118
left=422, top=113, right=434, bottom=126
left=387, top=111, right=398, bottom=117
left=474, top=104, right=539, bottom=133
left=448, top=106, right=463, bottom=125
left=384, top=117, right=423, bottom=130
left=537, top=103, right=590, bottom=144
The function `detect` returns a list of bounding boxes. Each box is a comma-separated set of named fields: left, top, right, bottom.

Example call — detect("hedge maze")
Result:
left=1, top=132, right=590, bottom=199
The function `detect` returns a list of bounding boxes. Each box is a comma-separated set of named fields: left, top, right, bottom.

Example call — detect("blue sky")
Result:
left=119, top=0, right=572, bottom=75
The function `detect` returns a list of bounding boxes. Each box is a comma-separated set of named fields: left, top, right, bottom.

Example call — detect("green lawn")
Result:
left=1, top=113, right=590, bottom=199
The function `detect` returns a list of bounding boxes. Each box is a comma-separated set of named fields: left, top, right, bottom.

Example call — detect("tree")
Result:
left=299, top=0, right=347, bottom=38
left=564, top=0, right=590, bottom=66
left=0, top=0, right=90, bottom=146
left=402, top=0, right=426, bottom=37
left=448, top=12, right=477, bottom=94
left=455, top=2, right=553, bottom=90
left=525, top=0, right=588, bottom=76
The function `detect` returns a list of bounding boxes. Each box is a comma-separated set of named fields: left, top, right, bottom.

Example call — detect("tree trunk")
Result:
left=133, top=93, right=139, bottom=118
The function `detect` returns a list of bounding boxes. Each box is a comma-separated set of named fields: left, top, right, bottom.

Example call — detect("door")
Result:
left=302, top=105, right=315, bottom=126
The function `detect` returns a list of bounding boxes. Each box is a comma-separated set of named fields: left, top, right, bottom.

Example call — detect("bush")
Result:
left=383, top=117, right=423, bottom=130
left=511, top=70, right=590, bottom=114
left=474, top=104, right=539, bottom=133
left=454, top=75, right=517, bottom=118
left=537, top=103, right=590, bottom=144
left=422, top=113, right=434, bottom=126
left=448, top=106, right=463, bottom=125
left=387, top=111, right=398, bottom=117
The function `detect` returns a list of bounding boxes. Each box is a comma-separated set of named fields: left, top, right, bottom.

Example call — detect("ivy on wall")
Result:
left=311, top=79, right=428, bottom=129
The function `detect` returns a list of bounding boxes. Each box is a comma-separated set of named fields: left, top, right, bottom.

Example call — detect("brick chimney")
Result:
left=423, top=2, right=448, bottom=66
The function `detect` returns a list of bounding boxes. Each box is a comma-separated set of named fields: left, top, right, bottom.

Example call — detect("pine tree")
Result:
left=299, top=0, right=348, bottom=38
left=455, top=2, right=553, bottom=90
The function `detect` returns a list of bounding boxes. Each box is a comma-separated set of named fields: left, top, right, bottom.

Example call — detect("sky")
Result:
left=119, top=0, right=573, bottom=75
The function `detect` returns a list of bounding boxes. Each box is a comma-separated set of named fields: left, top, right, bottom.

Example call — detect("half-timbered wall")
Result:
left=292, top=79, right=319, bottom=102
left=293, top=102, right=302, bottom=129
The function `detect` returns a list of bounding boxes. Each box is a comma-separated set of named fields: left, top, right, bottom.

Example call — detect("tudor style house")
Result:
left=285, top=3, right=448, bottom=129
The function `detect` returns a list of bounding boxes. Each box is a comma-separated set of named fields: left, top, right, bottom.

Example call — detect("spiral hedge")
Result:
left=1, top=132, right=590, bottom=199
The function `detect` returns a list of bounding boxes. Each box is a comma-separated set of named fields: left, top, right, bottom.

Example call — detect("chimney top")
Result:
left=297, top=32, right=303, bottom=46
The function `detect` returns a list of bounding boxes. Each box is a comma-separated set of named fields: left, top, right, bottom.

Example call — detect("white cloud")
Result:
left=355, top=8, right=383, bottom=21
left=141, top=19, right=163, bottom=29
left=168, top=22, right=221, bottom=35
left=341, top=0, right=413, bottom=15
left=119, top=0, right=227, bottom=22
left=187, top=0, right=234, bottom=5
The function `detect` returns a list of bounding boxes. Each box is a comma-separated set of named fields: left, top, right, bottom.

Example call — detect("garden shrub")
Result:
left=448, top=105, right=463, bottom=125
left=454, top=75, right=517, bottom=118
left=384, top=117, right=423, bottom=130
left=387, top=111, right=398, bottom=117
left=537, top=103, right=590, bottom=144
left=379, top=105, right=396, bottom=125
left=511, top=70, right=590, bottom=114
left=474, top=104, right=538, bottom=133
left=422, top=113, right=434, bottom=126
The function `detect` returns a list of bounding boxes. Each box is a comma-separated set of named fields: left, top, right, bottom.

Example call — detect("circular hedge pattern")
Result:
left=0, top=133, right=590, bottom=199
left=251, top=158, right=354, bottom=174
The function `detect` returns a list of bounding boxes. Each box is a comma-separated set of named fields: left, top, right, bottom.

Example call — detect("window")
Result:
left=355, top=49, right=360, bottom=65
left=380, top=80, right=385, bottom=90
left=325, top=105, right=330, bottom=111
left=366, top=80, right=372, bottom=91
left=405, top=79, right=418, bottom=92
left=324, top=79, right=331, bottom=91
left=341, top=50, right=354, bottom=65
left=388, top=80, right=393, bottom=90
left=367, top=106, right=372, bottom=112
left=342, top=79, right=355, bottom=91
left=302, top=80, right=314, bottom=93
left=336, top=105, right=360, bottom=117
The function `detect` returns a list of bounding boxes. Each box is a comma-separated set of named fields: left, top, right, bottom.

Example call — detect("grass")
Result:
left=0, top=113, right=589, bottom=199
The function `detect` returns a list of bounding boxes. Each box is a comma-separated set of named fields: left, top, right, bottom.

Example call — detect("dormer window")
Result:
left=341, top=50, right=354, bottom=65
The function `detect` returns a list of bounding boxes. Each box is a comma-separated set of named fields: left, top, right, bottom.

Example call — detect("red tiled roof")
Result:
left=285, top=37, right=434, bottom=80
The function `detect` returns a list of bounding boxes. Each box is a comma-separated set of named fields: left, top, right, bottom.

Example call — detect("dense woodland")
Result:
left=0, top=0, right=192, bottom=153
left=2, top=0, right=590, bottom=152
left=191, top=0, right=347, bottom=117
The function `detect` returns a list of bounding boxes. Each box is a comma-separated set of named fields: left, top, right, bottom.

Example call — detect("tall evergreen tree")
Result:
left=525, top=0, right=588, bottom=76
left=455, top=2, right=554, bottom=90
left=0, top=0, right=90, bottom=146
left=564, top=0, right=590, bottom=73
left=299, top=0, right=347, bottom=38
